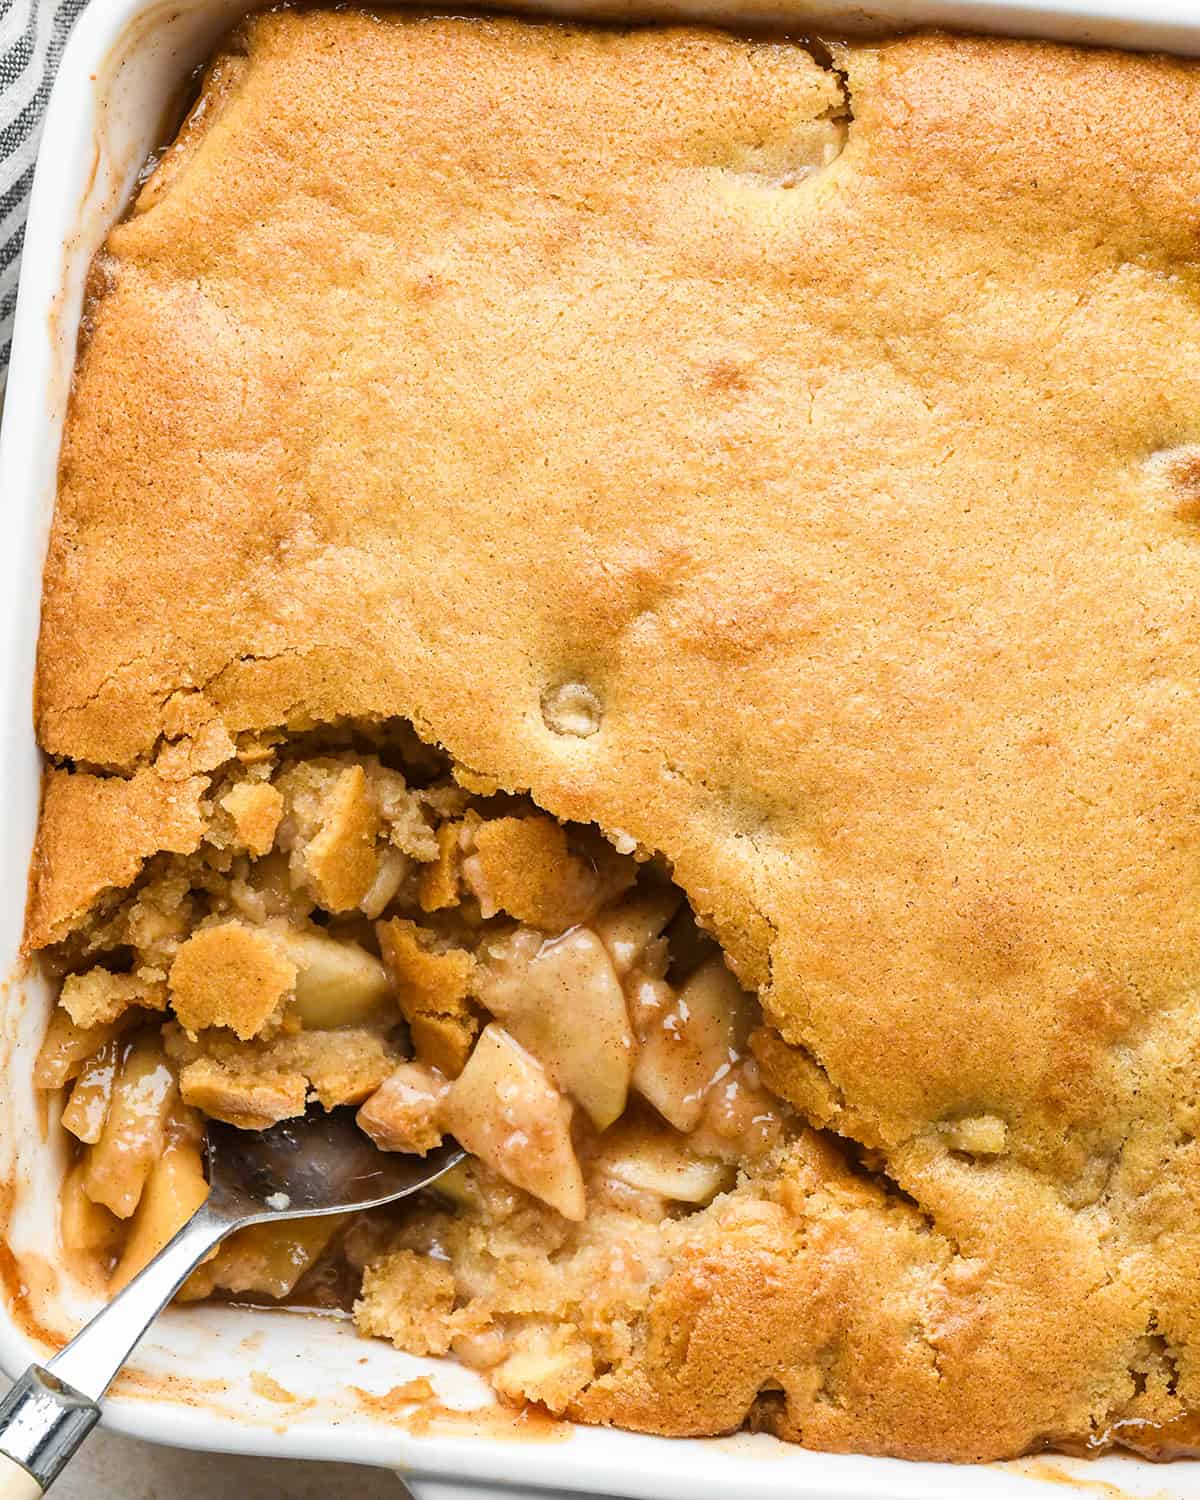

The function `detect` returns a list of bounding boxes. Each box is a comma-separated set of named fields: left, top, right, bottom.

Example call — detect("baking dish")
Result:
left=4, top=1, right=1200, bottom=1497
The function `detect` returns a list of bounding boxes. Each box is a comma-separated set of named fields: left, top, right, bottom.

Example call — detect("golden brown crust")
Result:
left=168, top=922, right=297, bottom=1040
left=176, top=1055, right=307, bottom=1131
left=26, top=766, right=208, bottom=949
left=748, top=1027, right=843, bottom=1132
left=469, top=816, right=606, bottom=930
left=168, top=1020, right=400, bottom=1128
left=300, top=764, right=380, bottom=911
left=219, top=781, right=282, bottom=857
left=417, top=821, right=462, bottom=912
left=377, top=917, right=478, bottom=1077
left=29, top=11, right=1200, bottom=1460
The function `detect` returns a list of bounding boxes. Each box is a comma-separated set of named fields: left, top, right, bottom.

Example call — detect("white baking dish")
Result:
left=3, top=1, right=1200, bottom=1496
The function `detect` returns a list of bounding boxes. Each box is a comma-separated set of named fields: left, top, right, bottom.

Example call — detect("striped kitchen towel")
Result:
left=0, top=0, right=87, bottom=375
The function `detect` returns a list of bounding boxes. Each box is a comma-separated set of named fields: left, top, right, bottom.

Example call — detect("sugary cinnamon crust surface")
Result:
left=30, top=11, right=1200, bottom=1459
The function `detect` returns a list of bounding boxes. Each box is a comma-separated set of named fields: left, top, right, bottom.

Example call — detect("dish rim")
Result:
left=5, top=2, right=1200, bottom=1495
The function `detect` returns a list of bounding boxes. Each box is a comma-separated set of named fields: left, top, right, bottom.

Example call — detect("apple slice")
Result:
left=34, top=1009, right=127, bottom=1090
left=357, top=1062, right=448, bottom=1154
left=61, top=1039, right=120, bottom=1144
left=595, top=1118, right=734, bottom=1206
left=594, top=887, right=681, bottom=977
left=441, top=1024, right=585, bottom=1220
left=475, top=926, right=633, bottom=1130
left=110, top=1107, right=208, bottom=1290
left=84, top=1032, right=177, bottom=1219
left=274, top=925, right=391, bottom=1028
left=60, top=1161, right=123, bottom=1258
left=632, top=956, right=754, bottom=1132
left=182, top=1214, right=346, bottom=1302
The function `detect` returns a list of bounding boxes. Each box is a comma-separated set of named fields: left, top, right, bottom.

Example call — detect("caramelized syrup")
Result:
left=1043, top=1411, right=1200, bottom=1463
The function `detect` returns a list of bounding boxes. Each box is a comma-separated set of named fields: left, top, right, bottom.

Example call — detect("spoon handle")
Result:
left=0, top=1368, right=97, bottom=1497
left=0, top=1204, right=230, bottom=1493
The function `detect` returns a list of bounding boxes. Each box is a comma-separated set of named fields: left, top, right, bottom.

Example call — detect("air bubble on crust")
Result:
left=938, top=1114, right=1008, bottom=1157
left=541, top=681, right=603, bottom=739
left=780, top=119, right=848, bottom=187
left=726, top=117, right=846, bottom=191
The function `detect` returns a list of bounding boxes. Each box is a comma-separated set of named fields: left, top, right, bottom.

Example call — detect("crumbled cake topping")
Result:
left=290, top=763, right=381, bottom=911
left=60, top=969, right=166, bottom=1030
left=356, top=1061, right=449, bottom=1155
left=36, top=727, right=786, bottom=1422
left=219, top=782, right=283, bottom=858
left=168, top=922, right=297, bottom=1040
left=465, top=814, right=633, bottom=930
left=376, top=917, right=478, bottom=1076
left=356, top=1251, right=457, bottom=1358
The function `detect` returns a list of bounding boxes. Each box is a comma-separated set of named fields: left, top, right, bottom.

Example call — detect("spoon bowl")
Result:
left=206, top=1108, right=464, bottom=1223
left=0, top=1106, right=465, bottom=1496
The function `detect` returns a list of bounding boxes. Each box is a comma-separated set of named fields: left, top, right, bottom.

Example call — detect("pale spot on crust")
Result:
left=540, top=681, right=603, bottom=738
left=717, top=79, right=847, bottom=189
left=939, top=1114, right=1009, bottom=1156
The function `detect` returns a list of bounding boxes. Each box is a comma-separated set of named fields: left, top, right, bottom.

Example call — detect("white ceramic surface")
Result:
left=3, top=2, right=1200, bottom=1497
left=0, top=1375, right=409, bottom=1500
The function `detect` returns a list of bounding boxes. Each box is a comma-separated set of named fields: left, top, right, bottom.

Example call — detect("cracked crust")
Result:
left=27, top=767, right=208, bottom=949
left=28, top=11, right=1200, bottom=1460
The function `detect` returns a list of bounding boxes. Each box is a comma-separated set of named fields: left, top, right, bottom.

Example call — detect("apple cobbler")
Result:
left=34, top=727, right=790, bottom=1393
left=25, top=2, right=1200, bottom=1465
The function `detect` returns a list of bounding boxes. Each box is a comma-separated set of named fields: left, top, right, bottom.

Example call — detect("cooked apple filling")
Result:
left=36, top=726, right=791, bottom=1394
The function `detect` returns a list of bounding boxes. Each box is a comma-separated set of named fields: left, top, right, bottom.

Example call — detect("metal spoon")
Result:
left=0, top=1108, right=463, bottom=1495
